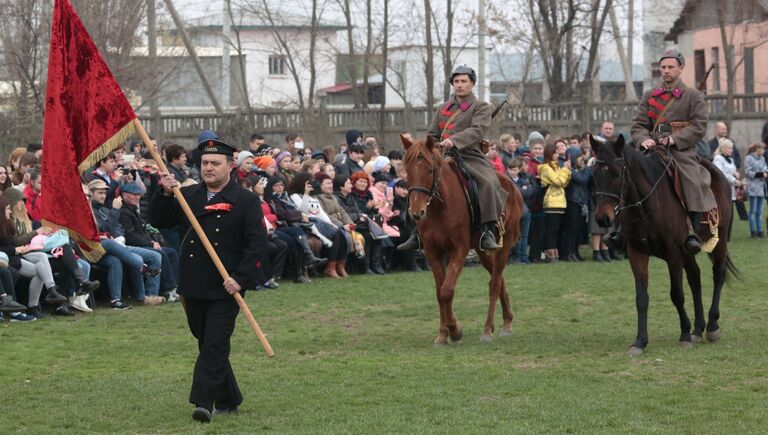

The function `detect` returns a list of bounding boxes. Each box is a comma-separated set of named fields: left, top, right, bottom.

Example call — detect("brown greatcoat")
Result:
left=630, top=78, right=716, bottom=212
left=427, top=93, right=508, bottom=223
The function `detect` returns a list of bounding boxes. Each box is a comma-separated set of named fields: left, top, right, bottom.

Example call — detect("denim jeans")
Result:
left=97, top=254, right=124, bottom=301
left=516, top=210, right=532, bottom=262
left=126, top=246, right=162, bottom=297
left=158, top=247, right=179, bottom=292
left=748, top=196, right=764, bottom=233
left=101, top=239, right=147, bottom=299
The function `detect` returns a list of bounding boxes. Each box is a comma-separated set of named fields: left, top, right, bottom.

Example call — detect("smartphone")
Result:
left=386, top=187, right=394, bottom=201
left=123, top=154, right=135, bottom=164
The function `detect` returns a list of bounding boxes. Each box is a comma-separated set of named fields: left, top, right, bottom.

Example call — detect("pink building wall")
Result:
left=680, top=22, right=768, bottom=94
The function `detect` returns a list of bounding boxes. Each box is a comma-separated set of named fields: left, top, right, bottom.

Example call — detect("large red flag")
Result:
left=41, top=0, right=137, bottom=262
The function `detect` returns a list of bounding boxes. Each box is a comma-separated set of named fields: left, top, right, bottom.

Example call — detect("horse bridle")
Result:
left=406, top=150, right=444, bottom=207
left=593, top=149, right=673, bottom=217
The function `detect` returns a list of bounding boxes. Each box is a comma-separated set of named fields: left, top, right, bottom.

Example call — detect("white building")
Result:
left=149, top=10, right=344, bottom=111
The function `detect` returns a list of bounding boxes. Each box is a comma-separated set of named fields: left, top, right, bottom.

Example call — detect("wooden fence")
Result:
left=2, top=93, right=767, bottom=153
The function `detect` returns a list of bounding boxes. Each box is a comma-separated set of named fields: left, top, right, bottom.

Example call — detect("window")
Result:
left=694, top=49, right=706, bottom=92
left=269, top=55, right=286, bottom=75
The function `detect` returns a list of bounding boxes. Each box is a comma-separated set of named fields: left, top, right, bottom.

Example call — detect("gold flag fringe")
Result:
left=41, top=219, right=106, bottom=263
left=77, top=120, right=137, bottom=174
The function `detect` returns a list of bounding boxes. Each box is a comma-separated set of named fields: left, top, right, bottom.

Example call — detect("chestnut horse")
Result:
left=590, top=135, right=739, bottom=356
left=401, top=135, right=523, bottom=344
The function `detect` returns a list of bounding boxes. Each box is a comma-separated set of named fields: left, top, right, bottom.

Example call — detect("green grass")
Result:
left=2, top=220, right=767, bottom=434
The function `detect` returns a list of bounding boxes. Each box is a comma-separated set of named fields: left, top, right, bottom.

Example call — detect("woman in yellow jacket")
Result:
left=538, top=143, right=572, bottom=262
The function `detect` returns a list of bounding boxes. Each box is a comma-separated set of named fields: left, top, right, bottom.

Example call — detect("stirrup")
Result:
left=684, top=235, right=701, bottom=255
left=479, top=231, right=500, bottom=252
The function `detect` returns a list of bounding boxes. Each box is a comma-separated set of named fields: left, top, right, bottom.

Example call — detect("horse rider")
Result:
left=627, top=49, right=716, bottom=254
left=398, top=65, right=508, bottom=251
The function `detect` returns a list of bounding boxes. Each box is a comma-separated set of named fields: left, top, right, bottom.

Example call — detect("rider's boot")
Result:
left=479, top=222, right=500, bottom=251
left=396, top=230, right=420, bottom=251
left=684, top=212, right=703, bottom=255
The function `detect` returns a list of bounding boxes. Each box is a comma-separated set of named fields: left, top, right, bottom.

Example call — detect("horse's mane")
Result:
left=403, top=139, right=443, bottom=166
left=622, top=144, right=668, bottom=186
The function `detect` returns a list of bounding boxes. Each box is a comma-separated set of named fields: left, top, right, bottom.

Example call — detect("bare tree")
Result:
left=609, top=1, right=636, bottom=100
left=163, top=0, right=223, bottom=113
left=527, top=0, right=579, bottom=102
left=716, top=0, right=735, bottom=132
left=337, top=0, right=363, bottom=107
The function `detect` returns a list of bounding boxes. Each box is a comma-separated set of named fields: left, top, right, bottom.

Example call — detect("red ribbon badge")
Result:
left=204, top=203, right=233, bottom=212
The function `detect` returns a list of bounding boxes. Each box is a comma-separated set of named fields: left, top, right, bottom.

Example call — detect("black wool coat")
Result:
left=150, top=178, right=268, bottom=299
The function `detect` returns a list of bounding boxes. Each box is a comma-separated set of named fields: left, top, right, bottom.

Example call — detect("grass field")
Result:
left=2, top=221, right=767, bottom=434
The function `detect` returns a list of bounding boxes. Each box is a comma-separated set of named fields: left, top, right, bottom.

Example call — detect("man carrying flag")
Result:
left=152, top=138, right=268, bottom=422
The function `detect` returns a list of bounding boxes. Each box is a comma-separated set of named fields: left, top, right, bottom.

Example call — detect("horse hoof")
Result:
left=449, top=330, right=464, bottom=342
left=692, top=335, right=704, bottom=343
left=479, top=334, right=494, bottom=343
left=627, top=347, right=644, bottom=357
left=706, top=329, right=721, bottom=342
left=679, top=341, right=694, bottom=349
left=433, top=336, right=448, bottom=346
left=499, top=328, right=513, bottom=338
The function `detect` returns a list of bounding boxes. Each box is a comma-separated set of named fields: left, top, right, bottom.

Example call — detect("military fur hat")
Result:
left=660, top=49, right=685, bottom=66
left=451, top=65, right=477, bottom=84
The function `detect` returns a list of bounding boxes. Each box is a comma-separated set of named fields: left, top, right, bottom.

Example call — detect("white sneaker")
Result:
left=166, top=289, right=179, bottom=303
left=70, top=294, right=92, bottom=313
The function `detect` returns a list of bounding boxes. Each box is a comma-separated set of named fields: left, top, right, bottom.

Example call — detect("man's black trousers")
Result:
left=184, top=296, right=243, bottom=411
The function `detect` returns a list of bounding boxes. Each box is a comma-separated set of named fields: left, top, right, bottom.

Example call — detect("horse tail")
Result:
left=709, top=252, right=742, bottom=283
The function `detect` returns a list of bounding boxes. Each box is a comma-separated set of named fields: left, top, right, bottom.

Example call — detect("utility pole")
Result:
left=147, top=0, right=163, bottom=134
left=478, top=0, right=486, bottom=100
left=221, top=0, right=231, bottom=108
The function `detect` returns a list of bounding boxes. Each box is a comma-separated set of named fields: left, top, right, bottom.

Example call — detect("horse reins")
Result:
left=406, top=149, right=444, bottom=207
left=594, top=147, right=674, bottom=219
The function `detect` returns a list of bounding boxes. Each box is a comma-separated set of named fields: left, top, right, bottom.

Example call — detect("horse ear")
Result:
left=588, top=134, right=601, bottom=157
left=425, top=135, right=436, bottom=151
left=613, top=134, right=626, bottom=157
left=400, top=133, right=413, bottom=150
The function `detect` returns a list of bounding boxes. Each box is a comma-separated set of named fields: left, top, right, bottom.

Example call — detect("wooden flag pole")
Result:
left=132, top=118, right=275, bottom=357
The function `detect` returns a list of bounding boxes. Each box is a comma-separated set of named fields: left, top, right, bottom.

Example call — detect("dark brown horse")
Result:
left=590, top=135, right=739, bottom=356
left=401, top=135, right=523, bottom=344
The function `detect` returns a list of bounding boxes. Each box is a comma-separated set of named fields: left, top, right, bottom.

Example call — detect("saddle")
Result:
left=651, top=147, right=720, bottom=252
left=444, top=148, right=482, bottom=227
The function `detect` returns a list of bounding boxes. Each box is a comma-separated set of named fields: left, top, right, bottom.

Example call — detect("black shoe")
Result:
left=44, top=286, right=68, bottom=304
left=751, top=231, right=759, bottom=240
left=574, top=252, right=585, bottom=262
left=192, top=407, right=212, bottom=423
left=605, top=231, right=624, bottom=250
left=0, top=294, right=26, bottom=312
left=27, top=305, right=44, bottom=318
left=306, top=254, right=328, bottom=268
left=110, top=300, right=132, bottom=310
left=141, top=265, right=161, bottom=277
left=684, top=235, right=702, bottom=255
left=54, top=304, right=75, bottom=316
left=397, top=232, right=420, bottom=251
left=479, top=230, right=500, bottom=252
left=213, top=406, right=238, bottom=416
left=75, top=280, right=100, bottom=296
left=600, top=249, right=612, bottom=262
left=592, top=251, right=605, bottom=263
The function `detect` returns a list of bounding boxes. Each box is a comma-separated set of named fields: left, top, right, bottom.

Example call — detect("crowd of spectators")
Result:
left=0, top=118, right=763, bottom=322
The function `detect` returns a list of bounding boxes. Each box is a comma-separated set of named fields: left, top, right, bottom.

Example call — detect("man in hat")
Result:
left=629, top=49, right=714, bottom=254
left=399, top=65, right=508, bottom=251
left=150, top=137, right=268, bottom=423
left=118, top=182, right=179, bottom=302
